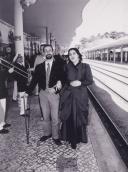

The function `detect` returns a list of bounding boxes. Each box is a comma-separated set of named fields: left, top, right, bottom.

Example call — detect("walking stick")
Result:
left=22, top=94, right=30, bottom=144
left=38, top=95, right=44, bottom=120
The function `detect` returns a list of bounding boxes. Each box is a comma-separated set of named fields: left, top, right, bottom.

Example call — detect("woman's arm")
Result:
left=81, top=64, right=93, bottom=86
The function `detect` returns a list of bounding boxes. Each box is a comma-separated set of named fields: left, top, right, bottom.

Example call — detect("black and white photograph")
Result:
left=0, top=0, right=128, bottom=171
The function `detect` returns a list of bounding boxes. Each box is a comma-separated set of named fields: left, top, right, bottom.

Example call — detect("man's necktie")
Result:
left=46, top=63, right=50, bottom=89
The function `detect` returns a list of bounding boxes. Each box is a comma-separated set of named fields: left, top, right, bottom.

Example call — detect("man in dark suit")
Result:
left=26, top=44, right=65, bottom=145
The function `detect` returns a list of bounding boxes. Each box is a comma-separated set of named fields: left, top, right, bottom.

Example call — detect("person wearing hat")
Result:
left=10, top=54, right=28, bottom=115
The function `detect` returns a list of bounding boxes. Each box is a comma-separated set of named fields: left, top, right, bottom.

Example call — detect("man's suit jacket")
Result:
left=26, top=57, right=66, bottom=94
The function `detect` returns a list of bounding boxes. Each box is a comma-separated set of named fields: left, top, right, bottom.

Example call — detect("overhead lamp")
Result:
left=20, top=0, right=37, bottom=7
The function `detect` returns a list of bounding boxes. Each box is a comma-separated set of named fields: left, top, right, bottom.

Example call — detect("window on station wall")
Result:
left=8, top=31, right=15, bottom=59
left=8, top=30, right=14, bottom=44
left=0, top=31, right=2, bottom=56
left=0, top=46, right=3, bottom=56
left=0, top=31, right=2, bottom=43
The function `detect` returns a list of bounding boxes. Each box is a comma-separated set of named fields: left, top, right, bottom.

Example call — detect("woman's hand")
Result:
left=55, top=80, right=62, bottom=90
left=70, top=80, right=81, bottom=87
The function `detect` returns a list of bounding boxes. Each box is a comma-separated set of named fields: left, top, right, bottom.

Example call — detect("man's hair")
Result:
left=42, top=44, right=53, bottom=52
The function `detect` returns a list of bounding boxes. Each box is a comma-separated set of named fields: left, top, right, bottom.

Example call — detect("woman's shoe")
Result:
left=3, top=123, right=11, bottom=128
left=71, top=143, right=77, bottom=149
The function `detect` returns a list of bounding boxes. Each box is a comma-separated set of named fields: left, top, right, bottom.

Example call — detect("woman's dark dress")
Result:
left=59, top=61, right=93, bottom=146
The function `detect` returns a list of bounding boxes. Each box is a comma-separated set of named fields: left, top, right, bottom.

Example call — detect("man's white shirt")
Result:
left=45, top=59, right=53, bottom=74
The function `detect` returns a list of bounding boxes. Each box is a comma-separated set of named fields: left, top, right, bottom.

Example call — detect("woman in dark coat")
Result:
left=59, top=48, right=93, bottom=149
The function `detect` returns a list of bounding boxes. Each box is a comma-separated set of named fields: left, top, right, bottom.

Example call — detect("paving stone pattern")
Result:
left=0, top=96, right=100, bottom=172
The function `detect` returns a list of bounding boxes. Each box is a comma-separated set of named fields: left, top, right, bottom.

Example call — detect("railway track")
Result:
left=88, top=87, right=128, bottom=169
left=91, top=65, right=128, bottom=85
left=93, top=76, right=128, bottom=103
left=84, top=60, right=128, bottom=168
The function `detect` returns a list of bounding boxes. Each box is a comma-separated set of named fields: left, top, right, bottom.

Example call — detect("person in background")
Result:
left=59, top=48, right=93, bottom=149
left=33, top=44, right=46, bottom=96
left=10, top=54, right=28, bottom=115
left=12, top=53, right=19, bottom=102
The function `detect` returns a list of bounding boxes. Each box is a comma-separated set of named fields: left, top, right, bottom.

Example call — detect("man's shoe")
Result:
left=71, top=143, right=77, bottom=149
left=12, top=99, right=17, bottom=102
left=0, top=128, right=9, bottom=134
left=53, top=139, right=62, bottom=146
left=39, top=135, right=51, bottom=142
left=3, top=123, right=11, bottom=128
left=20, top=114, right=29, bottom=117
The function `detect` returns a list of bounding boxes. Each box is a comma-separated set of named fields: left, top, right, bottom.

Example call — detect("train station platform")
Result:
left=0, top=94, right=127, bottom=172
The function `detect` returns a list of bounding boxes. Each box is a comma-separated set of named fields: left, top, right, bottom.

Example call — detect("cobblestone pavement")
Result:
left=0, top=96, right=100, bottom=172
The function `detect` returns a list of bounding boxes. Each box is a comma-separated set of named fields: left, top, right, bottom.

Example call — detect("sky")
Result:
left=70, top=0, right=128, bottom=47
left=23, top=0, right=88, bottom=47
left=0, top=0, right=88, bottom=47
left=1, top=0, right=128, bottom=48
